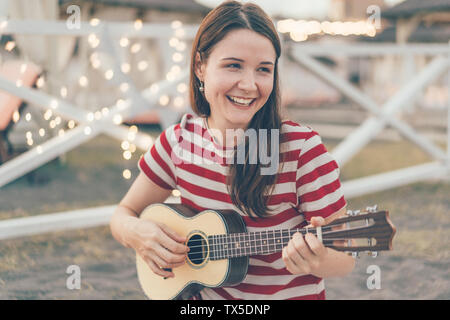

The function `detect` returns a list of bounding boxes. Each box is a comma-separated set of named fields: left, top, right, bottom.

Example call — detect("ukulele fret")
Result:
left=249, top=233, right=256, bottom=255
left=219, top=234, right=225, bottom=260
left=238, top=233, right=243, bottom=257
left=234, top=233, right=240, bottom=257
left=274, top=229, right=282, bottom=251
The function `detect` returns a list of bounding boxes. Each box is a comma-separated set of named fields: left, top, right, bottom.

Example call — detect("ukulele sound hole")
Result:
left=186, top=233, right=208, bottom=267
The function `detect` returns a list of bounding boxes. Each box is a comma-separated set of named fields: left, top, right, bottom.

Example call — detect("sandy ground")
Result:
left=0, top=226, right=448, bottom=300
left=0, top=121, right=449, bottom=300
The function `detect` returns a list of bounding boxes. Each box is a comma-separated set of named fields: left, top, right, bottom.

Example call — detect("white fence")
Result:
left=0, top=19, right=449, bottom=240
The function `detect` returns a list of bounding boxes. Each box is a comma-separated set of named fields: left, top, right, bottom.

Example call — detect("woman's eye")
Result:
left=226, top=64, right=271, bottom=73
left=227, top=63, right=240, bottom=69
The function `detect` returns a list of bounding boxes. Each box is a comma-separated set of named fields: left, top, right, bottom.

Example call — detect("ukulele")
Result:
left=136, top=203, right=396, bottom=300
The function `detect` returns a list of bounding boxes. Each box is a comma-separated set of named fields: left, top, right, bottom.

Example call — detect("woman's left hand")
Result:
left=282, top=216, right=328, bottom=276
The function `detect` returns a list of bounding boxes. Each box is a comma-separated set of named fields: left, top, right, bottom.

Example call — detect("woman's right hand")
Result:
left=126, top=218, right=190, bottom=279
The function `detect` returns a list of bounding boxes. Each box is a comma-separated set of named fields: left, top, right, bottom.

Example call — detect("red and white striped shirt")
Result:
left=138, top=113, right=346, bottom=300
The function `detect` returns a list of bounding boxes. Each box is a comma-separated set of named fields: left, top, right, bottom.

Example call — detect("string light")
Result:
left=169, top=37, right=179, bottom=48
left=68, top=120, right=76, bottom=129
left=171, top=20, right=182, bottom=29
left=134, top=19, right=143, bottom=31
left=119, top=37, right=130, bottom=48
left=90, top=18, right=100, bottom=26
left=79, top=75, right=89, bottom=87
left=94, top=111, right=102, bottom=120
left=123, top=169, right=131, bottom=179
left=90, top=52, right=101, bottom=69
left=277, top=19, right=378, bottom=41
left=173, top=96, right=185, bottom=109
left=174, top=28, right=185, bottom=38
left=9, top=18, right=191, bottom=183
left=137, top=60, right=148, bottom=71
left=101, top=108, right=109, bottom=116
left=113, top=114, right=123, bottom=125
left=121, top=125, right=140, bottom=180
left=130, top=43, right=141, bottom=54
left=177, top=83, right=187, bottom=93
left=121, top=140, right=130, bottom=150
left=5, top=41, right=15, bottom=51
left=12, top=111, right=20, bottom=123
left=44, top=109, right=52, bottom=120
left=0, top=19, right=8, bottom=30
left=60, top=86, right=68, bottom=98
left=84, top=126, right=92, bottom=135
left=88, top=33, right=100, bottom=48
left=172, top=52, right=183, bottom=63
left=20, top=63, right=28, bottom=74
left=50, top=99, right=58, bottom=110
left=150, top=84, right=159, bottom=94
left=123, top=150, right=132, bottom=160
left=159, top=95, right=169, bottom=106
left=104, top=69, right=114, bottom=80
left=87, top=112, right=95, bottom=122
left=36, top=76, right=45, bottom=88
left=119, top=82, right=129, bottom=93
left=121, top=63, right=131, bottom=73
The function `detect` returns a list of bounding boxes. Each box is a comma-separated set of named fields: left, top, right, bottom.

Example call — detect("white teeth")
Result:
left=228, top=96, right=254, bottom=105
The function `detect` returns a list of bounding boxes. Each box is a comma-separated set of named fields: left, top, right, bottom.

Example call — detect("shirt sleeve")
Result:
left=138, top=126, right=177, bottom=190
left=296, top=131, right=346, bottom=221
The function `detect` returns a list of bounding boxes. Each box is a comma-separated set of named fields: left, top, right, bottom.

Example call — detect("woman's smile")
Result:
left=225, top=95, right=257, bottom=108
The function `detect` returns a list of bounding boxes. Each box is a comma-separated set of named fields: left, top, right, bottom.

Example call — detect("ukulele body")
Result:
left=136, top=203, right=249, bottom=300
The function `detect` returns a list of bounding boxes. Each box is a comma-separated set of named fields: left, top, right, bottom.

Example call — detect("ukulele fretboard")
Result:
left=207, top=229, right=321, bottom=260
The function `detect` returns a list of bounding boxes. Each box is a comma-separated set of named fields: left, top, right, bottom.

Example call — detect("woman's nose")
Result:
left=237, top=71, right=257, bottom=93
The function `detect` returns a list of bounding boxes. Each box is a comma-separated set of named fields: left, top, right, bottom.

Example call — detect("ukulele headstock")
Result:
left=322, top=205, right=396, bottom=257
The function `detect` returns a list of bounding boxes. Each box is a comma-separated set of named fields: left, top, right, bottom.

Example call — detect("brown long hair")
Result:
left=189, top=0, right=283, bottom=218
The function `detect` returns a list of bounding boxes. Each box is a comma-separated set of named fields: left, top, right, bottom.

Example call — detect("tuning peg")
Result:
left=347, top=210, right=360, bottom=216
left=351, top=252, right=360, bottom=258
left=366, top=205, right=378, bottom=213
left=370, top=251, right=378, bottom=258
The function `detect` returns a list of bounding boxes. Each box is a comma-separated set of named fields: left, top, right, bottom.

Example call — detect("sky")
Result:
left=195, top=0, right=406, bottom=19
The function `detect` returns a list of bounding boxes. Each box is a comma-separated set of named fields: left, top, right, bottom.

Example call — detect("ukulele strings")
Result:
left=186, top=236, right=356, bottom=263
left=184, top=227, right=347, bottom=254
left=184, top=224, right=338, bottom=249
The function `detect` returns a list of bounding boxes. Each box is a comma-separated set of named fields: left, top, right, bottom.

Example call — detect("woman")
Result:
left=110, top=0, right=355, bottom=300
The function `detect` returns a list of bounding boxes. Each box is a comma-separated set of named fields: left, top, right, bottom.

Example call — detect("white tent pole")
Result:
left=290, top=51, right=448, bottom=165
left=332, top=56, right=448, bottom=165
left=342, top=161, right=448, bottom=199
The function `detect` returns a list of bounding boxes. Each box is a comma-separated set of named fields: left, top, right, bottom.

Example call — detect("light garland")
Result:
left=1, top=17, right=192, bottom=182
left=277, top=19, right=377, bottom=42
left=121, top=125, right=138, bottom=180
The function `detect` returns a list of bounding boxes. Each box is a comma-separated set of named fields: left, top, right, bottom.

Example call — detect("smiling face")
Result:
left=195, top=28, right=276, bottom=133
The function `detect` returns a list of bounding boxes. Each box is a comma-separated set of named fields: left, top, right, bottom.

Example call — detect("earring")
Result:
left=199, top=81, right=204, bottom=92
